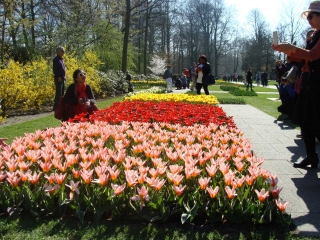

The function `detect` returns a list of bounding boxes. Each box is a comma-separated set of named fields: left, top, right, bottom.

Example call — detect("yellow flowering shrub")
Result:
left=0, top=50, right=103, bottom=115
left=124, top=93, right=219, bottom=105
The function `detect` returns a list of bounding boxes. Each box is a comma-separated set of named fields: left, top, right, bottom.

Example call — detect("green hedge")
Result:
left=220, top=86, right=257, bottom=96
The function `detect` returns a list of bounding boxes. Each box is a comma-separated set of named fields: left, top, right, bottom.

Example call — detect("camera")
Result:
left=79, top=98, right=86, bottom=103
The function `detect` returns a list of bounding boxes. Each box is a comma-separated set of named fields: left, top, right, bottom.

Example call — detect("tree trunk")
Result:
left=121, top=0, right=131, bottom=73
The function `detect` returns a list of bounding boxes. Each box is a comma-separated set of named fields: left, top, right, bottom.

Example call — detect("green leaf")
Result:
left=76, top=209, right=86, bottom=225
left=181, top=213, right=191, bottom=224
left=7, top=207, right=23, bottom=217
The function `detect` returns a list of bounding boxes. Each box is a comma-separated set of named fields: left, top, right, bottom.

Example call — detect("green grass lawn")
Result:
left=0, top=88, right=303, bottom=240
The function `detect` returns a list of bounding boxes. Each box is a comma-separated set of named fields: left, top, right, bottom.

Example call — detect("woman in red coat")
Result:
left=63, top=68, right=98, bottom=121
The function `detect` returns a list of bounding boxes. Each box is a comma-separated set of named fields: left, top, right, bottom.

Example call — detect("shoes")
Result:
left=293, top=153, right=319, bottom=168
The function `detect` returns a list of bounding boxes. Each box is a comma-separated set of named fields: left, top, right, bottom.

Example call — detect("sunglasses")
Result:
left=79, top=72, right=86, bottom=77
left=307, top=13, right=317, bottom=21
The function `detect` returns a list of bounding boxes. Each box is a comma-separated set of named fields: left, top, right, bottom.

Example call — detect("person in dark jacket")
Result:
left=272, top=0, right=320, bottom=168
left=63, top=69, right=98, bottom=121
left=196, top=54, right=211, bottom=95
left=53, top=46, right=66, bottom=110
left=246, top=67, right=253, bottom=91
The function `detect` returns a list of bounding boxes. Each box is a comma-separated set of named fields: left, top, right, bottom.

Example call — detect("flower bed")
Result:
left=0, top=96, right=290, bottom=226
left=80, top=101, right=233, bottom=127
left=124, top=93, right=219, bottom=105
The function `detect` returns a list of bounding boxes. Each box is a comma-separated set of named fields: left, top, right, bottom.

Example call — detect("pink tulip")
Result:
left=111, top=183, right=126, bottom=196
left=18, top=162, right=31, bottom=171
left=125, top=170, right=138, bottom=187
left=224, top=171, right=234, bottom=185
left=254, top=188, right=269, bottom=202
left=245, top=175, right=255, bottom=186
left=198, top=177, right=210, bottom=190
left=55, top=173, right=67, bottom=185
left=206, top=164, right=217, bottom=177
left=39, top=161, right=52, bottom=173
left=80, top=169, right=93, bottom=184
left=219, top=162, right=229, bottom=175
left=65, top=180, right=80, bottom=200
left=233, top=176, right=245, bottom=188
left=44, top=173, right=55, bottom=184
left=225, top=186, right=237, bottom=199
left=270, top=186, right=283, bottom=198
left=169, top=164, right=183, bottom=174
left=44, top=184, right=60, bottom=195
left=6, top=172, right=21, bottom=187
left=131, top=186, right=150, bottom=210
left=80, top=161, right=92, bottom=170
left=107, top=166, right=120, bottom=181
left=6, top=160, right=18, bottom=172
left=268, top=174, right=278, bottom=187
left=173, top=184, right=186, bottom=196
left=0, top=171, right=6, bottom=182
left=28, top=172, right=42, bottom=185
left=275, top=199, right=289, bottom=212
left=206, top=186, right=219, bottom=198
left=260, top=169, right=270, bottom=179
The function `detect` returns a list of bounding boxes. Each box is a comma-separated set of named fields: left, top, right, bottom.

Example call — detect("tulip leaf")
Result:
left=76, top=209, right=86, bottom=225
left=7, top=207, right=23, bottom=217
left=181, top=213, right=191, bottom=224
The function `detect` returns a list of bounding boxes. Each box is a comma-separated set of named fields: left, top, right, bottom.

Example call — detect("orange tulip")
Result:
left=225, top=186, right=237, bottom=199
left=172, top=184, right=186, bottom=196
left=275, top=199, right=289, bottom=212
left=111, top=183, right=126, bottom=196
left=39, top=161, right=52, bottom=173
left=206, top=164, right=217, bottom=177
left=198, top=177, right=210, bottom=190
left=206, top=186, right=219, bottom=198
left=80, top=170, right=93, bottom=184
left=254, top=188, right=269, bottom=202
left=55, top=173, right=67, bottom=185
left=6, top=172, right=21, bottom=187
left=28, top=172, right=42, bottom=185
left=45, top=173, right=55, bottom=184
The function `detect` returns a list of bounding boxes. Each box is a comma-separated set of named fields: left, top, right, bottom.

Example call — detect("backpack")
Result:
left=54, top=96, right=65, bottom=120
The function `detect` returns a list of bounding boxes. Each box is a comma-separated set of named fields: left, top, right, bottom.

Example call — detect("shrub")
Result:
left=217, top=98, right=246, bottom=104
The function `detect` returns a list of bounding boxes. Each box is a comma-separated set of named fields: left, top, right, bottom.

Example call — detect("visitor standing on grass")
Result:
left=272, top=0, right=320, bottom=168
left=196, top=55, right=210, bottom=95
left=53, top=46, right=66, bottom=111
left=261, top=71, right=268, bottom=86
left=246, top=67, right=253, bottom=91
left=63, top=69, right=98, bottom=121
left=163, top=65, right=173, bottom=93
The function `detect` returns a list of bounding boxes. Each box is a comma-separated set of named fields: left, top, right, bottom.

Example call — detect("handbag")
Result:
left=203, top=74, right=215, bottom=85
left=283, top=66, right=299, bottom=83
left=54, top=96, right=65, bottom=120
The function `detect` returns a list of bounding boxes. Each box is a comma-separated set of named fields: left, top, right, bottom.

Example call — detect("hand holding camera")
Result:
left=78, top=97, right=86, bottom=104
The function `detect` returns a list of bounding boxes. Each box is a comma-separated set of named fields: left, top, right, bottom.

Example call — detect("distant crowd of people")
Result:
left=163, top=55, right=213, bottom=95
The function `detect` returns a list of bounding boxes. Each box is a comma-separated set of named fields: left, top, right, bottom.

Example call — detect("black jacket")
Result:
left=63, top=83, right=96, bottom=105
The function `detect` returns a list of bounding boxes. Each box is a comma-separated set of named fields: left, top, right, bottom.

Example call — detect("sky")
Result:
left=224, top=0, right=311, bottom=31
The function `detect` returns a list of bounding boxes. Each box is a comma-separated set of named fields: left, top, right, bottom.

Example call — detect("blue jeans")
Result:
left=166, top=78, right=172, bottom=91
left=54, top=78, right=65, bottom=107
